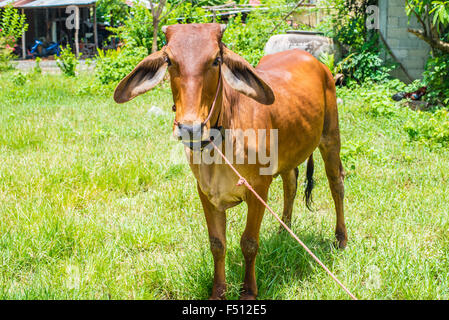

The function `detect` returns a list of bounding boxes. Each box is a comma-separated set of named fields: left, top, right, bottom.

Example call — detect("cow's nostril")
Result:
left=178, top=123, right=204, bottom=140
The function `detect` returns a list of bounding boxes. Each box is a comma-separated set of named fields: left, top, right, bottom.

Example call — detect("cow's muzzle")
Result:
left=175, top=122, right=224, bottom=151
left=175, top=122, right=204, bottom=141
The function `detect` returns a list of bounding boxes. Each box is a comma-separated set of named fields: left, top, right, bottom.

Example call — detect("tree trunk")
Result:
left=408, top=28, right=449, bottom=54
left=152, top=20, right=159, bottom=53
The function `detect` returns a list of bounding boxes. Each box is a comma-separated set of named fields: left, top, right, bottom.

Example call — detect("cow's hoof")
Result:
left=240, top=288, right=257, bottom=300
left=209, top=284, right=226, bottom=300
left=336, top=233, right=347, bottom=249
left=240, top=293, right=257, bottom=300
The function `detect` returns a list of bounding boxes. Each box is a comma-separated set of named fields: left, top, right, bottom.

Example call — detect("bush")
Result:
left=94, top=45, right=148, bottom=84
left=318, top=0, right=393, bottom=85
left=0, top=5, right=28, bottom=72
left=404, top=109, right=449, bottom=148
left=221, top=1, right=290, bottom=66
left=108, top=3, right=154, bottom=53
left=341, top=38, right=394, bottom=84
left=422, top=54, right=449, bottom=107
left=34, top=57, right=42, bottom=74
left=0, top=36, right=14, bottom=72
left=56, top=45, right=79, bottom=77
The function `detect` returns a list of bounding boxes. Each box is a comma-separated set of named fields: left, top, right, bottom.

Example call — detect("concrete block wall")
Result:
left=379, top=0, right=430, bottom=81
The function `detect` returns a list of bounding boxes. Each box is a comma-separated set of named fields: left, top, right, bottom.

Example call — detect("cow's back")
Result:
left=254, top=49, right=332, bottom=173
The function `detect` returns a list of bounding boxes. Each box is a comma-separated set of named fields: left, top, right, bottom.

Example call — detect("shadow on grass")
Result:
left=179, top=226, right=338, bottom=300
left=256, top=228, right=337, bottom=299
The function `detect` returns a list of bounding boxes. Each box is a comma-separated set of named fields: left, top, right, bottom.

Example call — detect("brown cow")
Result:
left=114, top=23, right=347, bottom=300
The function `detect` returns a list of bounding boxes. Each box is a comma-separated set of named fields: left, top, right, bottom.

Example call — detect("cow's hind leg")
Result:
left=197, top=184, right=227, bottom=300
left=279, top=168, right=299, bottom=232
left=319, top=141, right=347, bottom=249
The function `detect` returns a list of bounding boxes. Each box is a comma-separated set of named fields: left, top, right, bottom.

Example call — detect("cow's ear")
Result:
left=114, top=49, right=167, bottom=103
left=221, top=46, right=274, bottom=105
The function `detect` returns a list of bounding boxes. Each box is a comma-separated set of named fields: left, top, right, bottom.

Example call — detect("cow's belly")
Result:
left=276, top=128, right=323, bottom=173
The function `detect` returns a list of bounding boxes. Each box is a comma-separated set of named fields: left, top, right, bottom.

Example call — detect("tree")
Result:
left=96, top=0, right=129, bottom=26
left=406, top=0, right=449, bottom=54
left=148, top=0, right=184, bottom=53
left=0, top=5, right=28, bottom=46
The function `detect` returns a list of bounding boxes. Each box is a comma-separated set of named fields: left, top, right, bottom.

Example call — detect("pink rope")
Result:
left=210, top=141, right=358, bottom=300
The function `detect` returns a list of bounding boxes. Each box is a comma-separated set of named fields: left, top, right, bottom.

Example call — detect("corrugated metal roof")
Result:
left=0, top=0, right=17, bottom=7
left=0, top=0, right=97, bottom=7
left=20, top=0, right=97, bottom=7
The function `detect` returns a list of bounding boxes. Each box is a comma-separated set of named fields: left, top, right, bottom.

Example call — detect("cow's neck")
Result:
left=217, top=81, right=238, bottom=130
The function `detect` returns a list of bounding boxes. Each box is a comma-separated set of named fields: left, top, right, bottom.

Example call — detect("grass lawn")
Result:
left=0, top=71, right=448, bottom=300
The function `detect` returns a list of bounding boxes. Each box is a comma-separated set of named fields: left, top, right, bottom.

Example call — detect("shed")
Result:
left=1, top=0, right=99, bottom=58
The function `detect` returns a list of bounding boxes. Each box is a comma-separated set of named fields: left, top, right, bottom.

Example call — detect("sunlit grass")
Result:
left=0, top=71, right=448, bottom=299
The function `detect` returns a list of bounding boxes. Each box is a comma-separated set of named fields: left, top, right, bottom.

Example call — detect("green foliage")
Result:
left=12, top=71, right=27, bottom=86
left=404, top=109, right=449, bottom=148
left=221, top=2, right=290, bottom=66
left=320, top=0, right=376, bottom=48
left=319, top=52, right=355, bottom=77
left=319, top=0, right=392, bottom=84
left=406, top=1, right=449, bottom=106
left=56, top=45, right=80, bottom=77
left=0, top=6, right=28, bottom=72
left=34, top=57, right=42, bottom=74
left=341, top=45, right=393, bottom=84
left=96, top=0, right=129, bottom=26
left=339, top=79, right=449, bottom=149
left=94, top=46, right=148, bottom=84
left=406, top=0, right=449, bottom=32
left=165, top=1, right=212, bottom=24
left=0, top=5, right=28, bottom=44
left=109, top=2, right=213, bottom=55
left=430, top=1, right=449, bottom=30
left=319, top=52, right=335, bottom=72
left=423, top=54, right=449, bottom=106
left=0, top=36, right=14, bottom=72
left=108, top=3, right=154, bottom=53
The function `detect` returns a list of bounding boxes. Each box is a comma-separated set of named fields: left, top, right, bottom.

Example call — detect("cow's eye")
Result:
left=213, top=57, right=221, bottom=66
left=165, top=56, right=172, bottom=66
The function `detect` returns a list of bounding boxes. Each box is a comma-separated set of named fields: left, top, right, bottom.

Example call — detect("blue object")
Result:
left=31, top=40, right=61, bottom=57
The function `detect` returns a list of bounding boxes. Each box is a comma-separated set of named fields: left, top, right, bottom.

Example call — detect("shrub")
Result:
left=404, top=109, right=449, bottom=148
left=0, top=36, right=14, bottom=72
left=56, top=45, right=79, bottom=77
left=318, top=0, right=393, bottom=84
left=422, top=54, right=449, bottom=106
left=0, top=5, right=28, bottom=72
left=108, top=3, right=154, bottom=53
left=94, top=45, right=148, bottom=84
left=221, top=2, right=290, bottom=66
left=341, top=41, right=394, bottom=84
left=34, top=57, right=42, bottom=74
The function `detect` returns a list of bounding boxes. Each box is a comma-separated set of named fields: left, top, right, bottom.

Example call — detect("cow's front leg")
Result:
left=240, top=181, right=270, bottom=300
left=197, top=184, right=227, bottom=300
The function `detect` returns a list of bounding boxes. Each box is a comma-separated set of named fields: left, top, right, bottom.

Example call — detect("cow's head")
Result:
left=114, top=23, right=274, bottom=143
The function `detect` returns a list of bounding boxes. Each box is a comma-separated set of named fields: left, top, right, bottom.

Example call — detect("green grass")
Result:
left=1, top=71, right=449, bottom=300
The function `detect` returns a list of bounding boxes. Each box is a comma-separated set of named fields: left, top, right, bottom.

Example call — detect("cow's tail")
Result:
left=304, top=154, right=315, bottom=211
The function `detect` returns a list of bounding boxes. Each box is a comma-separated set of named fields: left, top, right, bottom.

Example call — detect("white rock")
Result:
left=147, top=106, right=166, bottom=117
left=264, top=32, right=335, bottom=58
